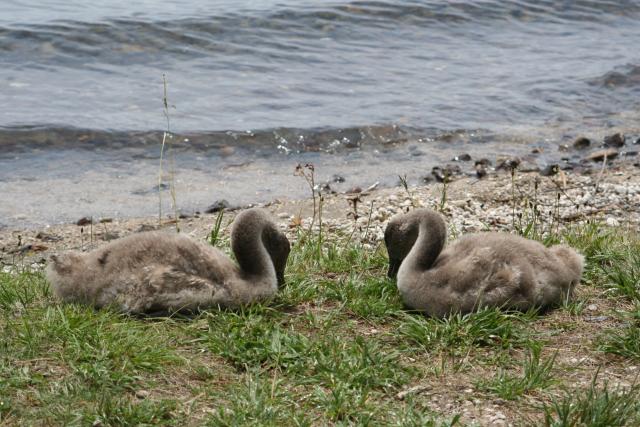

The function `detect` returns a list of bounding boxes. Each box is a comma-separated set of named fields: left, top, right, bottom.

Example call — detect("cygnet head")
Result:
left=231, top=208, right=291, bottom=287
left=263, top=225, right=291, bottom=286
left=384, top=209, right=446, bottom=278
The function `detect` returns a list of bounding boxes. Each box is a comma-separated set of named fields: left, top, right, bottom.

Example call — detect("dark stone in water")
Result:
left=76, top=217, right=92, bottom=226
left=585, top=148, right=618, bottom=162
left=332, top=174, right=346, bottom=183
left=635, top=137, right=640, bottom=145
left=540, top=164, right=559, bottom=177
left=623, top=151, right=639, bottom=157
left=558, top=144, right=570, bottom=152
left=604, top=133, right=625, bottom=147
left=496, top=157, right=521, bottom=170
left=205, top=200, right=232, bottom=213
left=572, top=137, right=591, bottom=150
left=137, top=224, right=156, bottom=232
left=452, top=153, right=471, bottom=162
left=99, top=217, right=113, bottom=223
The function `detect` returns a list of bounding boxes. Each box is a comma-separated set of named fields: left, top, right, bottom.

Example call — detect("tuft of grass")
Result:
left=598, top=306, right=640, bottom=360
left=602, top=250, right=640, bottom=301
left=398, top=307, right=535, bottom=355
left=478, top=342, right=557, bottom=400
left=543, top=376, right=640, bottom=426
left=208, top=209, right=226, bottom=247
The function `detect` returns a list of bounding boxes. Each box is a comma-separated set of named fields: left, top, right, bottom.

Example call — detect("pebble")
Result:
left=496, top=157, right=521, bottom=170
left=604, top=133, right=625, bottom=148
left=205, top=199, right=232, bottom=213
left=540, top=164, right=559, bottom=176
left=606, top=217, right=620, bottom=227
left=76, top=217, right=92, bottom=226
left=453, top=153, right=472, bottom=162
left=573, top=136, right=591, bottom=150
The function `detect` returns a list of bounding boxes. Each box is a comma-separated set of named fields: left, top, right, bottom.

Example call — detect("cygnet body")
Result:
left=46, top=208, right=290, bottom=314
left=385, top=209, right=583, bottom=317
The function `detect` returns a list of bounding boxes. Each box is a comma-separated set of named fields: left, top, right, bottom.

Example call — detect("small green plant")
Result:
left=209, top=210, right=225, bottom=247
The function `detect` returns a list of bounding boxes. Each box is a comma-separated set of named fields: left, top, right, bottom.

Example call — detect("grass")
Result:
left=543, top=375, right=640, bottom=427
left=2, top=212, right=640, bottom=424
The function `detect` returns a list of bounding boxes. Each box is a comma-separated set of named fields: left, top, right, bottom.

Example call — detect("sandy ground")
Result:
left=2, top=157, right=640, bottom=266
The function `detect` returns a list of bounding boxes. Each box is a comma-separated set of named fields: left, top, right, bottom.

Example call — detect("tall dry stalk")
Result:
left=158, top=74, right=180, bottom=231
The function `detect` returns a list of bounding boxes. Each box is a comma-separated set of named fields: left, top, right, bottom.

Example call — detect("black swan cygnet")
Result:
left=385, top=209, right=584, bottom=317
left=46, top=208, right=290, bottom=314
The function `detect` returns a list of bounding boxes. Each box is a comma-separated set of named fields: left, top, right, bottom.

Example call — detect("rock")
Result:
left=606, top=217, right=620, bottom=227
left=346, top=186, right=362, bottom=194
left=636, top=137, right=640, bottom=145
left=319, top=182, right=335, bottom=194
left=540, top=164, right=559, bottom=176
left=586, top=304, right=598, bottom=311
left=137, top=224, right=156, bottom=232
left=76, top=217, right=92, bottom=226
left=332, top=174, right=346, bottom=183
left=531, top=147, right=543, bottom=154
left=623, top=151, right=639, bottom=157
left=135, top=390, right=150, bottom=399
left=496, top=157, right=521, bottom=170
left=573, top=137, right=591, bottom=150
left=585, top=148, right=618, bottom=162
left=453, top=153, right=472, bottom=162
left=475, top=163, right=487, bottom=179
left=421, top=175, right=435, bottom=184
left=475, top=158, right=492, bottom=167
left=432, top=165, right=461, bottom=183
left=35, top=232, right=62, bottom=242
left=604, top=133, right=625, bottom=147
left=205, top=199, right=232, bottom=213
left=99, top=217, right=113, bottom=224
left=558, top=144, right=570, bottom=152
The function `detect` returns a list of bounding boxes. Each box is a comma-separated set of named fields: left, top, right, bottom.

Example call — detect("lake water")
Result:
left=1, top=0, right=640, bottom=227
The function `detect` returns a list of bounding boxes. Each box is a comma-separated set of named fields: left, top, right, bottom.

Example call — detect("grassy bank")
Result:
left=1, top=219, right=640, bottom=425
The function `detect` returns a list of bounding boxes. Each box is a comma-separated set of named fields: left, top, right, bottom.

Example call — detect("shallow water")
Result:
left=1, top=1, right=640, bottom=227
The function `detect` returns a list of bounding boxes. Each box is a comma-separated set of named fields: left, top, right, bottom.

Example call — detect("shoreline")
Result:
left=3, top=155, right=640, bottom=267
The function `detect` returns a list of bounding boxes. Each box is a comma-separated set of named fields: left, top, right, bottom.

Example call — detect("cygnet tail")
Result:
left=45, top=253, right=85, bottom=299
